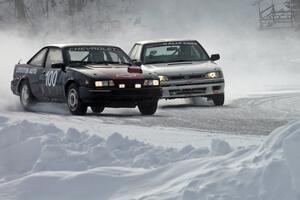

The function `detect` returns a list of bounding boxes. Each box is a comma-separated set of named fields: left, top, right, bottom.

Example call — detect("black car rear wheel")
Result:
left=212, top=93, right=225, bottom=106
left=91, top=106, right=105, bottom=114
left=67, top=83, right=87, bottom=115
left=20, top=81, right=35, bottom=110
left=138, top=101, right=158, bottom=115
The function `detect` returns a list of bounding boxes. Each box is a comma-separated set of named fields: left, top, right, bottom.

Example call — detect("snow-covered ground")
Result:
left=1, top=0, right=300, bottom=198
left=0, top=115, right=300, bottom=200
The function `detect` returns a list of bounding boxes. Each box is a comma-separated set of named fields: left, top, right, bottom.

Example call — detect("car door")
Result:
left=27, top=48, right=48, bottom=100
left=43, top=48, right=64, bottom=100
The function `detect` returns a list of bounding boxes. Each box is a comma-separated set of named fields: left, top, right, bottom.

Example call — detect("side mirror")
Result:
left=133, top=60, right=142, bottom=67
left=210, top=54, right=220, bottom=61
left=51, top=63, right=66, bottom=71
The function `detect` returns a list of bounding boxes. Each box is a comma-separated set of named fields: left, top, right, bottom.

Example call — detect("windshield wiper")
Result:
left=145, top=59, right=209, bottom=65
left=144, top=61, right=171, bottom=65
left=168, top=59, right=195, bottom=63
left=87, top=61, right=132, bottom=66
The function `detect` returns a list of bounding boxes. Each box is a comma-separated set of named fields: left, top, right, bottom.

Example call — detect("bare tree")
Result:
left=291, top=0, right=300, bottom=24
left=67, top=0, right=87, bottom=16
left=14, top=0, right=27, bottom=22
left=76, top=0, right=87, bottom=12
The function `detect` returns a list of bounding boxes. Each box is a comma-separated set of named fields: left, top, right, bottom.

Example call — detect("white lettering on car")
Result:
left=28, top=69, right=38, bottom=74
left=45, top=70, right=58, bottom=87
left=16, top=67, right=29, bottom=74
left=16, top=67, right=38, bottom=74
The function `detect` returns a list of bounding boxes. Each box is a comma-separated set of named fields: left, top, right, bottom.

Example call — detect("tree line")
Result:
left=0, top=0, right=136, bottom=23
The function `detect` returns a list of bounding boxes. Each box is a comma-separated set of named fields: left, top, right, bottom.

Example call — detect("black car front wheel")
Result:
left=91, top=106, right=105, bottom=114
left=67, top=83, right=87, bottom=115
left=138, top=101, right=158, bottom=115
left=20, top=81, right=35, bottom=110
left=212, top=93, right=225, bottom=106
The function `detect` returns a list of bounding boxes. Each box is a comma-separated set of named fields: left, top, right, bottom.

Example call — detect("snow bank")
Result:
left=0, top=119, right=300, bottom=200
left=0, top=120, right=213, bottom=180
left=210, top=139, right=233, bottom=156
left=0, top=116, right=7, bottom=126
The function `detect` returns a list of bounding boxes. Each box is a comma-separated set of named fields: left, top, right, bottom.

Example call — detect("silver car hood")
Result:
left=142, top=61, right=221, bottom=76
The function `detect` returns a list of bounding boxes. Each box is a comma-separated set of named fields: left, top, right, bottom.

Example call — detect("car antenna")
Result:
left=18, top=59, right=22, bottom=64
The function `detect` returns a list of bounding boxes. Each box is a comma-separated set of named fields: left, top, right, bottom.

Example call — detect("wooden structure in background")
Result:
left=256, top=0, right=299, bottom=29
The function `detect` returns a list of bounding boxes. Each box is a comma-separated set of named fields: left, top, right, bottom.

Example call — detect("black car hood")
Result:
left=69, top=64, right=156, bottom=80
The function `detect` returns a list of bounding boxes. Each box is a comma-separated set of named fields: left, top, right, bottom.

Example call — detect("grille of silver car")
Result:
left=169, top=88, right=206, bottom=96
left=169, top=74, right=205, bottom=80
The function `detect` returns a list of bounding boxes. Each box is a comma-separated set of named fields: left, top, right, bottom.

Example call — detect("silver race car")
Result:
left=128, top=39, right=225, bottom=106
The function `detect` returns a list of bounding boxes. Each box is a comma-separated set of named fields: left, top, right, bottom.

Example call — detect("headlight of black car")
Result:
left=144, top=80, right=160, bottom=86
left=95, top=80, right=115, bottom=87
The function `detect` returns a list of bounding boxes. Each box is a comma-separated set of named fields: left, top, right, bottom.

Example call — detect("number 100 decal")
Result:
left=46, top=71, right=58, bottom=87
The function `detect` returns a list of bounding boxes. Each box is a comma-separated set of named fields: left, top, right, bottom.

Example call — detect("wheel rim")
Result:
left=68, top=89, right=79, bottom=111
left=21, top=84, right=29, bottom=106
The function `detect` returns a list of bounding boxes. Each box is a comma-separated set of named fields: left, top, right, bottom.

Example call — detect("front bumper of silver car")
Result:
left=160, top=78, right=225, bottom=99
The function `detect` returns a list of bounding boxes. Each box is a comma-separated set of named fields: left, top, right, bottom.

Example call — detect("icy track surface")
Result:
left=2, top=91, right=300, bottom=138
left=0, top=117, right=300, bottom=200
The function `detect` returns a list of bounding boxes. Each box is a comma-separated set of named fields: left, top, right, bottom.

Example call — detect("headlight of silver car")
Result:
left=158, top=76, right=169, bottom=82
left=144, top=80, right=160, bottom=86
left=205, top=71, right=222, bottom=79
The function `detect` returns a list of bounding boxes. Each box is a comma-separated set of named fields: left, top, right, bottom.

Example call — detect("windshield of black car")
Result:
left=65, top=46, right=132, bottom=66
left=142, top=41, right=210, bottom=65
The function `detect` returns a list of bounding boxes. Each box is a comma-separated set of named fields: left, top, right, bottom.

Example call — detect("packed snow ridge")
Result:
left=0, top=117, right=300, bottom=200
left=0, top=118, right=214, bottom=178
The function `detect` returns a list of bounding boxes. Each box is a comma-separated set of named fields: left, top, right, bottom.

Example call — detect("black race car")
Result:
left=11, top=44, right=162, bottom=115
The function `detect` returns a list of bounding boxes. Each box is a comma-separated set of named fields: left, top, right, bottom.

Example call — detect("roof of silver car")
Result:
left=45, top=43, right=119, bottom=48
left=136, top=39, right=197, bottom=45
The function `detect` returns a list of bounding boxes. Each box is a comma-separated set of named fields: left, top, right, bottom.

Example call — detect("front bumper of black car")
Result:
left=79, top=87, right=162, bottom=107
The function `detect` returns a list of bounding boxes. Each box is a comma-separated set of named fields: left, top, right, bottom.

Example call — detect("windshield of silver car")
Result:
left=142, top=41, right=210, bottom=65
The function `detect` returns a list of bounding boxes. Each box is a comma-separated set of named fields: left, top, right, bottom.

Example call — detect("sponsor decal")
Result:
left=45, top=70, right=58, bottom=87
left=147, top=41, right=199, bottom=47
left=115, top=74, right=137, bottom=78
left=16, top=67, right=38, bottom=75
left=28, top=69, right=38, bottom=74
left=68, top=47, right=119, bottom=52
left=114, top=74, right=144, bottom=80
left=16, top=67, right=29, bottom=74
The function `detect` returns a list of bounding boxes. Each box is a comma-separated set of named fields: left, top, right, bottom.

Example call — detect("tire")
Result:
left=138, top=101, right=158, bottom=115
left=212, top=93, right=225, bottom=106
left=19, top=81, right=35, bottom=111
left=67, top=83, right=87, bottom=115
left=91, top=106, right=105, bottom=114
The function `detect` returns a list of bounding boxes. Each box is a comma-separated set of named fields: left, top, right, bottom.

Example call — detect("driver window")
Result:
left=45, top=48, right=63, bottom=68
